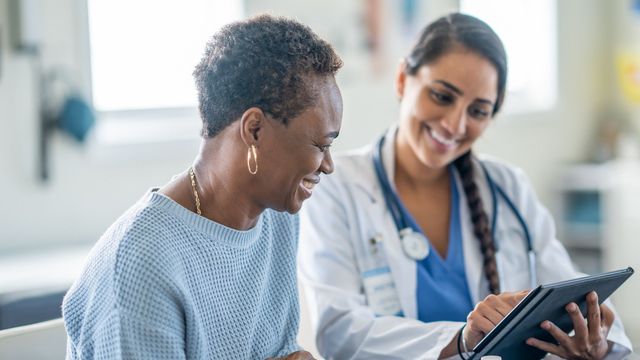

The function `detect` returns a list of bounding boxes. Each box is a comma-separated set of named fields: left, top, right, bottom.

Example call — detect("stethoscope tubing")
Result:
left=372, top=134, right=537, bottom=288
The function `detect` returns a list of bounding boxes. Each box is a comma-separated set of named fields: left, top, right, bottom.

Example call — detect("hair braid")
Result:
left=454, top=151, right=500, bottom=294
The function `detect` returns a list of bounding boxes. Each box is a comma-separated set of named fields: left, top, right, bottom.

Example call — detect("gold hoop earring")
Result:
left=247, top=144, right=258, bottom=175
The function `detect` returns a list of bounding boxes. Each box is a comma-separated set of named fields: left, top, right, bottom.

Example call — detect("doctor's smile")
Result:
left=422, top=122, right=461, bottom=152
left=299, top=13, right=633, bottom=360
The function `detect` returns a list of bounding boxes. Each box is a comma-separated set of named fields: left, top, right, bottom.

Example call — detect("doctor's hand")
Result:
left=526, top=291, right=614, bottom=360
left=463, top=290, right=530, bottom=349
left=267, top=350, right=316, bottom=360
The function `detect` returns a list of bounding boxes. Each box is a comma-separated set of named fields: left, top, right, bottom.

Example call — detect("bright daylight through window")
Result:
left=460, top=0, right=557, bottom=113
left=88, top=0, right=243, bottom=112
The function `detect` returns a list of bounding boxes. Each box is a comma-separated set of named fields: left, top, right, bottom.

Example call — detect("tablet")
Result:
left=470, top=267, right=634, bottom=360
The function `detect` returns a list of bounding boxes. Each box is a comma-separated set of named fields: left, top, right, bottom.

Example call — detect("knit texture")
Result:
left=62, top=190, right=300, bottom=359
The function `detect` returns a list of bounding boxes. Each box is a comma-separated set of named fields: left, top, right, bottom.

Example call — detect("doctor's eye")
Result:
left=429, top=89, right=454, bottom=105
left=468, top=106, right=490, bottom=120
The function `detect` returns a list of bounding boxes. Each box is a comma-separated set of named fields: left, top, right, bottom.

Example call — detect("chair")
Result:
left=0, top=318, right=67, bottom=359
left=0, top=289, right=67, bottom=330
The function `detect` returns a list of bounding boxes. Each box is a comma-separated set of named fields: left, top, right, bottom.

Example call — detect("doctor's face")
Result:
left=395, top=46, right=499, bottom=169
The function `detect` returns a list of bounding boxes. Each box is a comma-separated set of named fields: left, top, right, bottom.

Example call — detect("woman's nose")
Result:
left=320, top=150, right=334, bottom=175
left=441, top=108, right=467, bottom=138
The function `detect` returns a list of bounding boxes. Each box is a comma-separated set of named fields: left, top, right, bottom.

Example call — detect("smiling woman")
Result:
left=62, top=14, right=342, bottom=360
left=298, top=13, right=632, bottom=360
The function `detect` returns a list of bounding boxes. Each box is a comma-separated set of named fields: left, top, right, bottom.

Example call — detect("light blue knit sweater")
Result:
left=63, top=190, right=300, bottom=359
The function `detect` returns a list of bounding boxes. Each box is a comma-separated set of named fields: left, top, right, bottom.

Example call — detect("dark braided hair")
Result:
left=454, top=152, right=500, bottom=294
left=406, top=13, right=507, bottom=294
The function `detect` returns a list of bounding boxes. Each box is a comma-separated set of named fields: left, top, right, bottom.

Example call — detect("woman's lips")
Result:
left=423, top=124, right=459, bottom=151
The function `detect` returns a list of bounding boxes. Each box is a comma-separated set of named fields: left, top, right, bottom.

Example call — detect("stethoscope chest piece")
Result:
left=400, top=227, right=429, bottom=261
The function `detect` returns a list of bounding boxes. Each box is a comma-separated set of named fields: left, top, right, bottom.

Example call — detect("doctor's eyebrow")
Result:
left=434, top=80, right=463, bottom=95
left=433, top=79, right=494, bottom=105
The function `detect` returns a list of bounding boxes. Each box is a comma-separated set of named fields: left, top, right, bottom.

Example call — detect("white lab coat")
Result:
left=298, top=127, right=632, bottom=360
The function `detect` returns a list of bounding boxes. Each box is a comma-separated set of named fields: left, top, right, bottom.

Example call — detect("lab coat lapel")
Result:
left=375, top=126, right=418, bottom=318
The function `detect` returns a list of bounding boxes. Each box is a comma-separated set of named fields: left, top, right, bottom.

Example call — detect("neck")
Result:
left=192, top=140, right=264, bottom=230
left=393, top=132, right=449, bottom=190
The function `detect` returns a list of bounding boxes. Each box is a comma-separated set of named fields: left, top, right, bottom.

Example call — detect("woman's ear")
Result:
left=239, top=107, right=265, bottom=146
left=395, top=59, right=408, bottom=100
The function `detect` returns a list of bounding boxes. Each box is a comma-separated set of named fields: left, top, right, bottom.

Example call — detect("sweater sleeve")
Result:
left=109, top=226, right=188, bottom=360
left=64, top=224, right=188, bottom=360
left=67, top=307, right=187, bottom=360
left=110, top=310, right=186, bottom=360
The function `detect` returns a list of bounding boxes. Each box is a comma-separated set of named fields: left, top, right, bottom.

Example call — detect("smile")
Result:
left=299, top=177, right=319, bottom=199
left=424, top=124, right=460, bottom=150
left=302, top=179, right=317, bottom=191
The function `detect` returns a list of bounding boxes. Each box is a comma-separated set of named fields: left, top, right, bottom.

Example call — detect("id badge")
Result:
left=362, top=267, right=403, bottom=316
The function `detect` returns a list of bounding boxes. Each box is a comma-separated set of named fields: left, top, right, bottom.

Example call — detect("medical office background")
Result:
left=1, top=0, right=640, bottom=356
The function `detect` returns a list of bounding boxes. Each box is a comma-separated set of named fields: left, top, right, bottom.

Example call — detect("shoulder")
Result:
left=318, top=144, right=377, bottom=196
left=77, top=195, right=181, bottom=279
left=300, top=145, right=381, bottom=228
left=474, top=154, right=548, bottom=227
left=476, top=154, right=533, bottom=198
left=76, top=194, right=188, bottom=298
left=333, top=145, right=373, bottom=169
left=63, top=195, right=184, bottom=336
left=332, top=144, right=375, bottom=180
left=112, top=204, right=188, bottom=284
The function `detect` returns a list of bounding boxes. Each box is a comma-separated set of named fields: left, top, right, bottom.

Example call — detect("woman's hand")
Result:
left=526, top=291, right=614, bottom=360
left=463, top=290, right=529, bottom=349
left=267, top=350, right=316, bottom=360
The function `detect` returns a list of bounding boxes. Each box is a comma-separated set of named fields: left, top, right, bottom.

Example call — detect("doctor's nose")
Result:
left=441, top=107, right=467, bottom=138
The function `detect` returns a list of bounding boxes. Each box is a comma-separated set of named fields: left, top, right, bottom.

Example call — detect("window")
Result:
left=460, top=0, right=557, bottom=113
left=86, top=0, right=242, bottom=144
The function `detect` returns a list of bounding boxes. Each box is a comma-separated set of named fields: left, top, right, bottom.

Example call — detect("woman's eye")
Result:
left=429, top=90, right=453, bottom=104
left=469, top=107, right=490, bottom=120
left=317, top=144, right=332, bottom=153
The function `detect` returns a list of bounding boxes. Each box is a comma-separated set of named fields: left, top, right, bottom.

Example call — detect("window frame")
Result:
left=78, top=0, right=243, bottom=147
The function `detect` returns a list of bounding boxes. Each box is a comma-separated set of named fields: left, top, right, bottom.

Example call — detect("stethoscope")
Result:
left=372, top=135, right=538, bottom=288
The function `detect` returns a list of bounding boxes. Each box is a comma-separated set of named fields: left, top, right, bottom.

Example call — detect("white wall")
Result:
left=0, top=0, right=627, bottom=275
left=0, top=0, right=199, bottom=253
left=476, top=0, right=614, bottom=206
left=0, top=0, right=613, bottom=252
left=607, top=0, right=640, bottom=348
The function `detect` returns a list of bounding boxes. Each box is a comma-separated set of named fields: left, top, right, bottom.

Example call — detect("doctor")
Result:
left=299, top=13, right=632, bottom=360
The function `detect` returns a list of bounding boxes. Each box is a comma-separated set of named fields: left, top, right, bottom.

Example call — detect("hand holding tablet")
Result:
left=525, top=291, right=614, bottom=359
left=466, top=267, right=634, bottom=360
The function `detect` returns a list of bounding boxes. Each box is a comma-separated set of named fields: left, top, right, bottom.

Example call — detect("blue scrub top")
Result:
left=393, top=166, right=474, bottom=322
